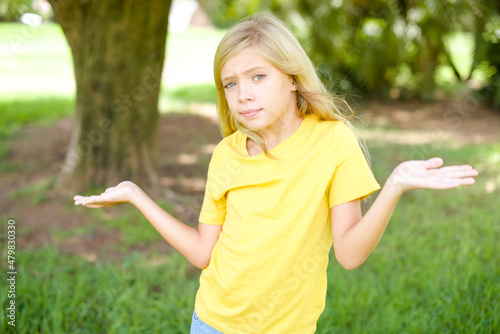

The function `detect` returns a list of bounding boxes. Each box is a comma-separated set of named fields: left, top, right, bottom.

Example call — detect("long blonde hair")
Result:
left=214, top=12, right=364, bottom=157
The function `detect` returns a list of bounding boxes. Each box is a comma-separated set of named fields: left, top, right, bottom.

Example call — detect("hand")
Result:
left=73, top=181, right=140, bottom=208
left=389, top=157, right=478, bottom=194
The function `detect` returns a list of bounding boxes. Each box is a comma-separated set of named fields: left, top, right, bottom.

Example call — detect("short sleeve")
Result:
left=329, top=123, right=380, bottom=208
left=199, top=149, right=227, bottom=225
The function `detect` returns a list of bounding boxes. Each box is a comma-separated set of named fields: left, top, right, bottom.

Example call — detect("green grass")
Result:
left=0, top=247, right=198, bottom=334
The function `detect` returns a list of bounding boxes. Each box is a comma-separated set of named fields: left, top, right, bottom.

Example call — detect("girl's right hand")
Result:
left=73, top=181, right=140, bottom=208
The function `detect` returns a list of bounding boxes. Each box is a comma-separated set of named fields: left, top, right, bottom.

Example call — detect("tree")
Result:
left=48, top=0, right=172, bottom=197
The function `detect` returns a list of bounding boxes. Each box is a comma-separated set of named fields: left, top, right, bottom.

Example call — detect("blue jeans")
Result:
left=190, top=310, right=224, bottom=334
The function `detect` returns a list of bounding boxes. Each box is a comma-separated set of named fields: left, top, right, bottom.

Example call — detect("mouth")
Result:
left=240, top=108, right=261, bottom=118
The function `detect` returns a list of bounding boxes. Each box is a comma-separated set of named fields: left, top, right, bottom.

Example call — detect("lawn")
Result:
left=0, top=22, right=499, bottom=333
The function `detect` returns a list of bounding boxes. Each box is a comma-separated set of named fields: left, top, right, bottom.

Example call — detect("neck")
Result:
left=261, top=112, right=303, bottom=150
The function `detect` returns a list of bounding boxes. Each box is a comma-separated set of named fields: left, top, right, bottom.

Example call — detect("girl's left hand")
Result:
left=389, top=157, right=478, bottom=194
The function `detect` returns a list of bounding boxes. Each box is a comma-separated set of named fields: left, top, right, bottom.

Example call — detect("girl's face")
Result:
left=221, top=48, right=299, bottom=137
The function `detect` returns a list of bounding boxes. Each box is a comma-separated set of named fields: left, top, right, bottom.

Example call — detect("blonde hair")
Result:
left=214, top=12, right=364, bottom=158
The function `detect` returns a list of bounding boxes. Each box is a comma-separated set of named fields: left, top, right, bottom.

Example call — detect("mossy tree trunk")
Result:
left=48, top=0, right=171, bottom=197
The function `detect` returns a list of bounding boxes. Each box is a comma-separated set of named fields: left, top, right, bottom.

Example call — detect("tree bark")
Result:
left=48, top=0, right=171, bottom=197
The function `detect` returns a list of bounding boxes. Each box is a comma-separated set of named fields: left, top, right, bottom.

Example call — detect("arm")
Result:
left=74, top=181, right=222, bottom=269
left=331, top=158, right=478, bottom=270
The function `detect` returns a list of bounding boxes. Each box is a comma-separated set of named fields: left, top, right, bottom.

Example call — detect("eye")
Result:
left=223, top=82, right=236, bottom=89
left=253, top=74, right=266, bottom=81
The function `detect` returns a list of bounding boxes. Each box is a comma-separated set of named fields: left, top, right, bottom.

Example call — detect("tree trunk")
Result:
left=48, top=0, right=171, bottom=197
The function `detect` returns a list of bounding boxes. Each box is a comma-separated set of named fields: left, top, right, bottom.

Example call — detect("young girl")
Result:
left=74, top=13, right=478, bottom=334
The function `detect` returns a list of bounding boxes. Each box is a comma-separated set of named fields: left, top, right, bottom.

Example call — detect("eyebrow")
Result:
left=221, top=66, right=266, bottom=83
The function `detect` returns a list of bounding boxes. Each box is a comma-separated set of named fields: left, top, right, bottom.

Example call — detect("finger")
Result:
left=74, top=195, right=86, bottom=201
left=437, top=165, right=470, bottom=173
left=459, top=177, right=476, bottom=185
left=74, top=194, right=103, bottom=204
left=432, top=176, right=476, bottom=190
left=458, top=168, right=479, bottom=178
left=82, top=203, right=106, bottom=208
left=74, top=196, right=92, bottom=205
left=81, top=195, right=102, bottom=205
left=423, top=157, right=444, bottom=170
left=439, top=168, right=479, bottom=179
left=438, top=165, right=476, bottom=173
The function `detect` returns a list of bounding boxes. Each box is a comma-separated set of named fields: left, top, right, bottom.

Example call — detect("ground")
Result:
left=1, top=99, right=499, bottom=262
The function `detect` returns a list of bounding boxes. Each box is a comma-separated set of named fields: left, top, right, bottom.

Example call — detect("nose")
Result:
left=238, top=82, right=254, bottom=103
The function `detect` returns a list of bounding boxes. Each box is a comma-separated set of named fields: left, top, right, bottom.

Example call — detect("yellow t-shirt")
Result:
left=195, top=115, right=380, bottom=333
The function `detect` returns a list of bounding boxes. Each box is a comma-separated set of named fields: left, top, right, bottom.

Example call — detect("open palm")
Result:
left=73, top=181, right=138, bottom=208
left=391, top=158, right=478, bottom=193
